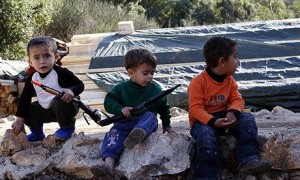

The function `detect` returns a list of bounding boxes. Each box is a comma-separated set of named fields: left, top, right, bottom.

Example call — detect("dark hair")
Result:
left=125, top=48, right=157, bottom=70
left=27, top=36, right=57, bottom=55
left=203, top=36, right=237, bottom=67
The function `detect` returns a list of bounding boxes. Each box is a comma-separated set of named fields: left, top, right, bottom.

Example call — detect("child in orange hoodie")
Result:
left=188, top=36, right=271, bottom=179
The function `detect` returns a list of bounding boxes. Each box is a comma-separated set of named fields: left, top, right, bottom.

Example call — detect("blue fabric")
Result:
left=235, top=113, right=259, bottom=165
left=27, top=124, right=45, bottom=142
left=190, top=112, right=259, bottom=179
left=101, top=111, right=158, bottom=160
left=54, top=127, right=75, bottom=140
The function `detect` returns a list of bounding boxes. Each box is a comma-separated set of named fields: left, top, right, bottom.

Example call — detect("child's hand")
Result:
left=11, top=118, right=25, bottom=135
left=61, top=88, right=74, bottom=103
left=122, top=107, right=132, bottom=117
left=163, top=127, right=175, bottom=134
left=226, top=112, right=237, bottom=129
left=214, top=118, right=234, bottom=130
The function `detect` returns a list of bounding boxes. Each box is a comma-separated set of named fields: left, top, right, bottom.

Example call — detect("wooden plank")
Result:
left=70, top=33, right=111, bottom=44
left=7, top=94, right=18, bottom=104
left=88, top=66, right=125, bottom=73
left=63, top=64, right=89, bottom=74
left=80, top=89, right=106, bottom=100
left=0, top=92, right=9, bottom=98
left=81, top=98, right=104, bottom=106
left=76, top=74, right=92, bottom=81
left=83, top=81, right=100, bottom=90
left=61, top=55, right=91, bottom=65
left=74, top=74, right=100, bottom=90
left=68, top=44, right=98, bottom=56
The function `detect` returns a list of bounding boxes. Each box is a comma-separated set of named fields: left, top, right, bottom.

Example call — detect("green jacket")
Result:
left=104, top=80, right=171, bottom=129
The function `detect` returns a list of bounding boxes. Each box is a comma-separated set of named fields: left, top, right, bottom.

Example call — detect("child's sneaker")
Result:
left=90, top=164, right=113, bottom=178
left=239, top=159, right=271, bottom=176
left=27, top=126, right=45, bottom=142
left=54, top=127, right=75, bottom=140
left=124, top=128, right=147, bottom=149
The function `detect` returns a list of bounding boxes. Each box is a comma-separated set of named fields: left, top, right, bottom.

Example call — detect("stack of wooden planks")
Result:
left=0, top=80, right=19, bottom=116
left=61, top=33, right=111, bottom=111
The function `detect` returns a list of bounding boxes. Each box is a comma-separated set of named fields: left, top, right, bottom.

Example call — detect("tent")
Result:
left=88, top=18, right=300, bottom=111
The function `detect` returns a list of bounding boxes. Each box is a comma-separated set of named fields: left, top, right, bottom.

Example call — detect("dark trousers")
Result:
left=101, top=111, right=158, bottom=161
left=190, top=112, right=259, bottom=179
left=25, top=97, right=79, bottom=129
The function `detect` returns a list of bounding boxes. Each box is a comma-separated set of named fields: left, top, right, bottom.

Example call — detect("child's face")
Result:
left=223, top=46, right=239, bottom=75
left=128, top=63, right=155, bottom=87
left=28, top=45, right=57, bottom=74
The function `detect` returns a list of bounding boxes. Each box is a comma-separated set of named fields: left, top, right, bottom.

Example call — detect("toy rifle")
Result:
left=99, top=84, right=181, bottom=126
left=31, top=80, right=102, bottom=125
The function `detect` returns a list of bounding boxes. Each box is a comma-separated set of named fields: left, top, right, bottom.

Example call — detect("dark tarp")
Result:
left=0, top=59, right=28, bottom=80
left=90, top=19, right=300, bottom=69
left=88, top=19, right=300, bottom=111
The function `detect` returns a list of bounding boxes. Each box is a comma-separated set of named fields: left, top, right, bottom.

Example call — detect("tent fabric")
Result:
left=88, top=19, right=300, bottom=111
left=88, top=56, right=300, bottom=111
left=0, top=59, right=28, bottom=80
left=90, top=18, right=300, bottom=69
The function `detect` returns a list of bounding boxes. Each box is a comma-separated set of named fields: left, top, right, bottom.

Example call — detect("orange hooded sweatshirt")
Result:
left=188, top=70, right=244, bottom=127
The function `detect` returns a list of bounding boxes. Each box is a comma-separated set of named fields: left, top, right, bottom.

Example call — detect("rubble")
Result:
left=0, top=106, right=300, bottom=179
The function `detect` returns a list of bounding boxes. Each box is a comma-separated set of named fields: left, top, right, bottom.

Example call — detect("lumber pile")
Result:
left=0, top=80, right=20, bottom=116
left=62, top=33, right=112, bottom=74
left=61, top=33, right=111, bottom=111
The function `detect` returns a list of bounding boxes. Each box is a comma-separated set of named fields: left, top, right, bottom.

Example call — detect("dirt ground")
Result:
left=2, top=105, right=300, bottom=143
left=0, top=109, right=190, bottom=143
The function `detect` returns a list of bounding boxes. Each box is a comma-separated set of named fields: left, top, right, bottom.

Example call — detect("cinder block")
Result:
left=118, top=21, right=135, bottom=35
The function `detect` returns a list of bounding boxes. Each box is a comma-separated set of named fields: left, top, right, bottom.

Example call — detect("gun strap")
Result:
left=82, top=113, right=90, bottom=125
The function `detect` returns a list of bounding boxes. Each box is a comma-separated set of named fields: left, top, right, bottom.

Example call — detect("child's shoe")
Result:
left=90, top=164, right=113, bottom=178
left=239, top=159, right=271, bottom=176
left=54, top=127, right=75, bottom=140
left=27, top=125, right=45, bottom=142
left=124, top=128, right=147, bottom=149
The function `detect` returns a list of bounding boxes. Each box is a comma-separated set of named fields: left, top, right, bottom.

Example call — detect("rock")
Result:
left=116, top=132, right=192, bottom=179
left=42, top=135, right=65, bottom=149
left=290, top=170, right=300, bottom=179
left=170, top=107, right=188, bottom=117
left=0, top=118, right=5, bottom=124
left=6, top=115, right=16, bottom=122
left=271, top=106, right=295, bottom=115
left=56, top=133, right=102, bottom=179
left=1, top=129, right=30, bottom=156
left=0, top=115, right=16, bottom=124
left=260, top=134, right=300, bottom=170
left=1, top=106, right=300, bottom=179
left=11, top=145, right=50, bottom=166
left=0, top=128, right=193, bottom=179
left=253, top=107, right=300, bottom=171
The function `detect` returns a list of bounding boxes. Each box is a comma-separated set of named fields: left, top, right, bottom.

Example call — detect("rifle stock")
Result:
left=99, top=84, right=181, bottom=126
left=31, top=80, right=102, bottom=125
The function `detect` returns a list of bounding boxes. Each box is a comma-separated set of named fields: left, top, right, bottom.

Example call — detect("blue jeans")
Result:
left=190, top=112, right=259, bottom=179
left=101, top=111, right=158, bottom=161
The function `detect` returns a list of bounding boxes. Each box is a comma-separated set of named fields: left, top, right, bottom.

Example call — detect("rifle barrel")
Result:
left=144, top=84, right=181, bottom=106
left=99, top=84, right=181, bottom=126
left=99, top=114, right=125, bottom=126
